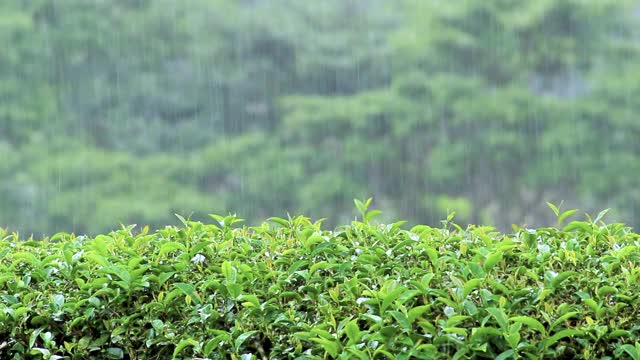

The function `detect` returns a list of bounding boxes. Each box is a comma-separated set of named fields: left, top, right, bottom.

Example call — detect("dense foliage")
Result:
left=1, top=203, right=640, bottom=359
left=2, top=0, right=640, bottom=234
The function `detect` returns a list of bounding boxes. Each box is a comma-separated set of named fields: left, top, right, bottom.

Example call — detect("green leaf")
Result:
left=103, top=266, right=131, bottom=284
left=354, top=198, right=367, bottom=215
left=14, top=307, right=30, bottom=319
left=156, top=272, right=175, bottom=286
left=10, top=252, right=40, bottom=267
left=557, top=209, right=577, bottom=226
left=619, top=344, right=639, bottom=360
left=549, top=271, right=576, bottom=289
left=151, top=319, right=164, bottom=331
left=267, top=217, right=290, bottom=227
left=86, top=254, right=109, bottom=267
left=234, top=330, right=259, bottom=351
left=365, top=209, right=383, bottom=222
left=173, top=283, right=200, bottom=305
left=550, top=311, right=579, bottom=330
left=593, top=208, right=610, bottom=224
left=463, top=278, right=483, bottom=298
left=486, top=307, right=508, bottom=330
left=203, top=331, right=231, bottom=355
left=344, top=319, right=361, bottom=343
left=543, top=329, right=582, bottom=349
left=562, top=221, right=592, bottom=233
left=51, top=294, right=65, bottom=309
left=426, top=248, right=438, bottom=266
left=597, top=286, right=617, bottom=297
left=408, top=305, right=430, bottom=323
left=29, top=328, right=43, bottom=349
left=443, top=327, right=467, bottom=337
left=287, top=259, right=308, bottom=274
left=106, top=348, right=124, bottom=359
left=389, top=310, right=411, bottom=331
left=311, top=328, right=334, bottom=339
left=346, top=348, right=369, bottom=360
left=172, top=339, right=199, bottom=358
left=608, top=330, right=631, bottom=338
left=221, top=261, right=237, bottom=283
left=381, top=286, right=407, bottom=313
left=373, top=347, right=396, bottom=359
left=506, top=323, right=521, bottom=349
left=547, top=202, right=560, bottom=217
left=483, top=251, right=503, bottom=273
left=446, top=315, right=469, bottom=328
left=30, top=348, right=50, bottom=357
left=189, top=241, right=213, bottom=256
left=470, top=327, right=502, bottom=341
left=159, top=242, right=187, bottom=256
left=239, top=294, right=260, bottom=308
left=583, top=298, right=599, bottom=313
left=226, top=283, right=243, bottom=298
left=310, top=261, right=330, bottom=275
left=495, top=349, right=514, bottom=360
left=92, top=235, right=110, bottom=255
left=509, top=316, right=546, bottom=335
left=175, top=213, right=189, bottom=227
left=310, top=337, right=339, bottom=358
left=203, top=338, right=220, bottom=355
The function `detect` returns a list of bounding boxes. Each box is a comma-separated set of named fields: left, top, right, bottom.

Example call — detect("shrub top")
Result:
left=1, top=211, right=639, bottom=359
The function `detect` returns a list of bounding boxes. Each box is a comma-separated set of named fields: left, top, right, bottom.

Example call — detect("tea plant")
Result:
left=1, top=202, right=639, bottom=359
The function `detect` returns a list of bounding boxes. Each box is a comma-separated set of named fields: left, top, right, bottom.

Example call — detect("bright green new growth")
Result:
left=1, top=203, right=639, bottom=359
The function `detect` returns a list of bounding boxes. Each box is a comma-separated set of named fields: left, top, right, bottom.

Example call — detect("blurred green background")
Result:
left=2, top=0, right=640, bottom=235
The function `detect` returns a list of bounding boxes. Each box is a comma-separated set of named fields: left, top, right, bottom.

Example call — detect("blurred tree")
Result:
left=0, top=2, right=60, bottom=145
left=1, top=0, right=640, bottom=234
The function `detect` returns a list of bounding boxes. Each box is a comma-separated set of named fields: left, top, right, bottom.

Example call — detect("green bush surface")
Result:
left=1, top=205, right=639, bottom=359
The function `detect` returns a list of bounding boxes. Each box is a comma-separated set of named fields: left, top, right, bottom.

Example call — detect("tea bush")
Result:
left=1, top=204, right=639, bottom=359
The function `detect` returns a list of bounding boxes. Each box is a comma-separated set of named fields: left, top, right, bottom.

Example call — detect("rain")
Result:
left=3, top=2, right=640, bottom=358
left=1, top=0, right=639, bottom=236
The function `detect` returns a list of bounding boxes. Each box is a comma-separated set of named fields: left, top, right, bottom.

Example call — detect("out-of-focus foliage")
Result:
left=1, top=0, right=640, bottom=235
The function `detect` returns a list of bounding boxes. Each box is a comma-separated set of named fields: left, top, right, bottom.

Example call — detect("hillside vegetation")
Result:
left=2, top=0, right=640, bottom=234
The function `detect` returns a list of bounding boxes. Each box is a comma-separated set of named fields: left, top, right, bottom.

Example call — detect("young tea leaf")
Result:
left=509, top=316, right=546, bottom=335
left=172, top=339, right=199, bottom=358
left=549, top=271, right=576, bottom=289
left=483, top=251, right=503, bottom=273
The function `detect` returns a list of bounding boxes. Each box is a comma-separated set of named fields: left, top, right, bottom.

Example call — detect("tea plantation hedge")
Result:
left=1, top=208, right=640, bottom=359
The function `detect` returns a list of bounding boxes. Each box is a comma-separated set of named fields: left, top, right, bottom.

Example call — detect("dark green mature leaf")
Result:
left=234, top=331, right=259, bottom=352
left=618, top=344, right=639, bottom=360
left=495, top=349, right=514, bottom=360
left=106, top=348, right=124, bottom=359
